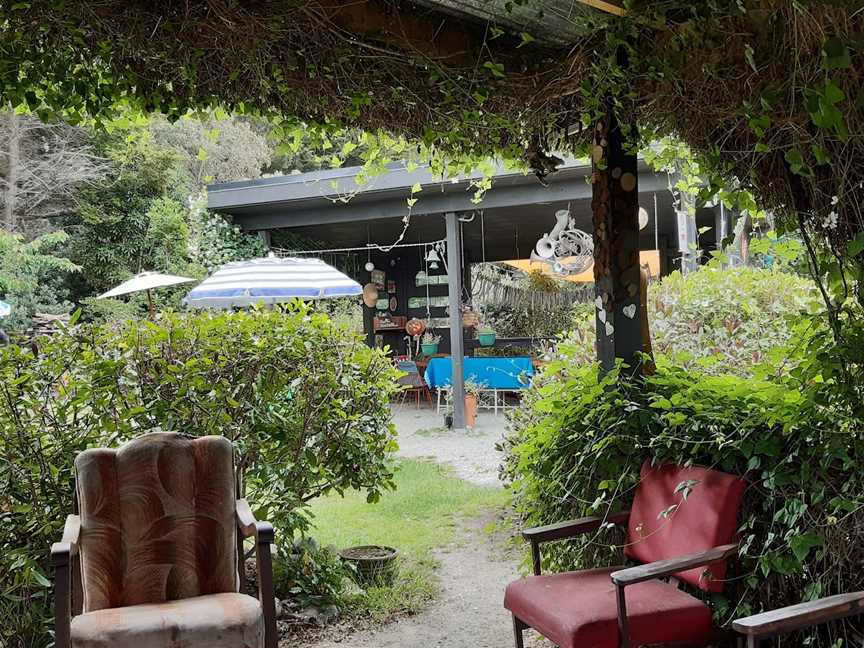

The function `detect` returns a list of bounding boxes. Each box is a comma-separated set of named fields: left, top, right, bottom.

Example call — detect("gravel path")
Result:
left=306, top=514, right=546, bottom=648
left=298, top=406, right=548, bottom=648
left=390, top=405, right=508, bottom=487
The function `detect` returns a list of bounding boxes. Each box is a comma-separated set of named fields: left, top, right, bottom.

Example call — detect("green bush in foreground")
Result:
left=503, top=318, right=864, bottom=644
left=0, top=304, right=399, bottom=647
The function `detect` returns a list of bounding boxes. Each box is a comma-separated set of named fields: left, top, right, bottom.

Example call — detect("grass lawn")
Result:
left=307, top=458, right=509, bottom=620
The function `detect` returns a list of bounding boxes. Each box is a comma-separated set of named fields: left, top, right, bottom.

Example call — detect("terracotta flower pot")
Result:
left=464, top=394, right=478, bottom=428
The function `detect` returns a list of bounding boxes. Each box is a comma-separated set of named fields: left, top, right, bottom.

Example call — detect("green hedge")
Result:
left=0, top=304, right=399, bottom=647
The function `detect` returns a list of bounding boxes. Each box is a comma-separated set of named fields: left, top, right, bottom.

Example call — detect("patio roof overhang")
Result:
left=207, top=159, right=679, bottom=264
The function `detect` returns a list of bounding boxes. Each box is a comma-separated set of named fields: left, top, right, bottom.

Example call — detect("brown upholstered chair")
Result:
left=51, top=432, right=277, bottom=648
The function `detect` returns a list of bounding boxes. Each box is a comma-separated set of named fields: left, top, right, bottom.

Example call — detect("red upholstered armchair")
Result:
left=505, top=459, right=747, bottom=648
left=51, top=432, right=277, bottom=648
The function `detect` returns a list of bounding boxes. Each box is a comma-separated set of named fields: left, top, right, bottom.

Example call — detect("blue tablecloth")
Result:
left=424, top=357, right=534, bottom=390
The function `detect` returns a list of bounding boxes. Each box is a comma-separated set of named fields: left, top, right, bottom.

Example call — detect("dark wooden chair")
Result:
left=51, top=432, right=277, bottom=648
left=733, top=592, right=864, bottom=646
left=396, top=359, right=433, bottom=408
left=505, top=459, right=747, bottom=648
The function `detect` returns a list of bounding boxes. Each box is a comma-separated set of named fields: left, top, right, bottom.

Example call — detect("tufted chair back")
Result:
left=74, top=433, right=238, bottom=612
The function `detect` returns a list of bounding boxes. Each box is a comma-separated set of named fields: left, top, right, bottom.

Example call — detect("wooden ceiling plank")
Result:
left=575, top=0, right=627, bottom=16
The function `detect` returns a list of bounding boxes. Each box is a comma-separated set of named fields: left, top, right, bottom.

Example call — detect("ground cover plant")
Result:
left=0, top=303, right=399, bottom=648
left=503, top=268, right=864, bottom=646
left=305, top=458, right=509, bottom=623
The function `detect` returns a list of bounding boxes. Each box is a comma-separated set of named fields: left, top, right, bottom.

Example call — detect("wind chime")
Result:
left=530, top=208, right=595, bottom=276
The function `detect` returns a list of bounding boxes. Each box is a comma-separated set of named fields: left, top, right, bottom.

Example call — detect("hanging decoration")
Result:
left=362, top=283, right=379, bottom=307
left=406, top=318, right=426, bottom=337
left=531, top=209, right=594, bottom=276
left=364, top=225, right=376, bottom=272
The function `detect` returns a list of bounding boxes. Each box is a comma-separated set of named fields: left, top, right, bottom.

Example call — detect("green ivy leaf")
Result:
left=789, top=533, right=823, bottom=562
left=784, top=149, right=813, bottom=177
left=847, top=233, right=864, bottom=257
left=822, top=37, right=851, bottom=70
left=744, top=44, right=758, bottom=74
left=483, top=61, right=506, bottom=78
left=811, top=145, right=831, bottom=166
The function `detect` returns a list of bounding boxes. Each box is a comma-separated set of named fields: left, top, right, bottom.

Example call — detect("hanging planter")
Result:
left=421, top=332, right=440, bottom=356
left=477, top=328, right=497, bottom=347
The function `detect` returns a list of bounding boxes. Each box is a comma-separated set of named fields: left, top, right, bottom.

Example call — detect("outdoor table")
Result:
left=424, top=356, right=535, bottom=414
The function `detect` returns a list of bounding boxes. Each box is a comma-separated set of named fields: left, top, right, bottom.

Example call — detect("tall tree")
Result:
left=63, top=134, right=192, bottom=299
left=0, top=112, right=109, bottom=237
left=149, top=114, right=271, bottom=187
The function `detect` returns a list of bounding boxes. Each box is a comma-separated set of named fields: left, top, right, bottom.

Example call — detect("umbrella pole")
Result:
left=146, top=289, right=155, bottom=320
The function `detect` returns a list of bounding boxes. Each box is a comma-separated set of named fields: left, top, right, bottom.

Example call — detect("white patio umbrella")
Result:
left=183, top=257, right=362, bottom=309
left=98, top=271, right=196, bottom=318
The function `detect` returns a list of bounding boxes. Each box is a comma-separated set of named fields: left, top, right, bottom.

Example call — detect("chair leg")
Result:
left=512, top=615, right=525, bottom=648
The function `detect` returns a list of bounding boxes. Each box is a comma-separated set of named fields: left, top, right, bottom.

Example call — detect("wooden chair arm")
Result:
left=523, top=510, right=630, bottom=544
left=732, top=592, right=864, bottom=639
left=51, top=515, right=81, bottom=648
left=236, top=498, right=274, bottom=543
left=523, top=511, right=629, bottom=576
left=236, top=499, right=277, bottom=648
left=610, top=543, right=739, bottom=587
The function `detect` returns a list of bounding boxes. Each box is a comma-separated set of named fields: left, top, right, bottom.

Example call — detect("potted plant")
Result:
left=339, top=545, right=399, bottom=586
left=463, top=380, right=482, bottom=428
left=477, top=326, right=497, bottom=347
left=421, top=331, right=441, bottom=355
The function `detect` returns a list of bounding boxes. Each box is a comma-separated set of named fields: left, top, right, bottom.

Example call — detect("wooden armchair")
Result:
left=51, top=432, right=277, bottom=648
left=505, top=459, right=747, bottom=648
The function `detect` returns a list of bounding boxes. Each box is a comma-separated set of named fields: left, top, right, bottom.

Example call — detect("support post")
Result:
left=445, top=211, right=466, bottom=429
left=591, top=101, right=642, bottom=373
left=257, top=230, right=272, bottom=252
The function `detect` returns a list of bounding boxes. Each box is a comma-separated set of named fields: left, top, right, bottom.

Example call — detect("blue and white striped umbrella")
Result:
left=183, top=257, right=362, bottom=309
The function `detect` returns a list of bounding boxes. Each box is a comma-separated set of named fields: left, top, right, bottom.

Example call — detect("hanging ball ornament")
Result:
left=362, top=283, right=379, bottom=308
left=364, top=261, right=375, bottom=272
left=406, top=318, right=427, bottom=337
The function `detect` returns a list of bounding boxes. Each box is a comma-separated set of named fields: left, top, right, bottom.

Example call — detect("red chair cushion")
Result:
left=504, top=567, right=714, bottom=648
left=625, top=459, right=747, bottom=592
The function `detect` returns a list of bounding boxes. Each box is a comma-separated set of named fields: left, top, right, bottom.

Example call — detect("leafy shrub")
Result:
left=0, top=230, right=79, bottom=332
left=273, top=538, right=348, bottom=610
left=0, top=303, right=399, bottom=647
left=482, top=301, right=589, bottom=339
left=188, top=194, right=267, bottom=272
left=562, top=267, right=819, bottom=376
left=502, top=322, right=864, bottom=643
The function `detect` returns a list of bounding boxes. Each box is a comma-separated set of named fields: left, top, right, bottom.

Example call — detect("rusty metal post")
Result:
left=591, top=102, right=642, bottom=373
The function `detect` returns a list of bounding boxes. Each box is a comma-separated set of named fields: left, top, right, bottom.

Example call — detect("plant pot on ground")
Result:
left=464, top=393, right=478, bottom=428
left=463, top=380, right=483, bottom=428
left=339, top=545, right=399, bottom=587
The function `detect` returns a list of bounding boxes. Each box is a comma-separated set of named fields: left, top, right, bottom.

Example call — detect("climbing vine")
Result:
left=1, top=1, right=862, bottom=323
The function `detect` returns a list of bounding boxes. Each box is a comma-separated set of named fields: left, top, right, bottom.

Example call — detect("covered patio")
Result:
left=208, top=158, right=730, bottom=428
